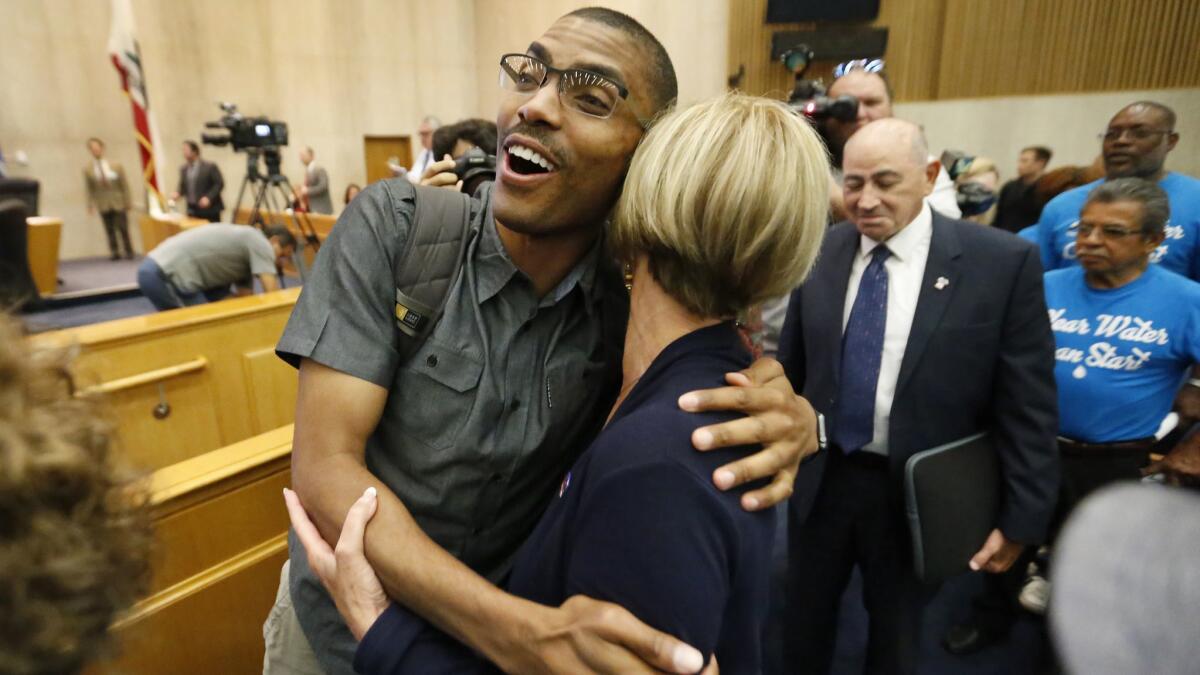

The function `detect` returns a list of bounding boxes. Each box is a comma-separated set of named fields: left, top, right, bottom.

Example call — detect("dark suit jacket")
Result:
left=779, top=212, right=1059, bottom=544
left=178, top=160, right=225, bottom=212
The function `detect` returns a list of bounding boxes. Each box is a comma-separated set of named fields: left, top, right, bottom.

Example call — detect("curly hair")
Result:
left=0, top=314, right=153, bottom=674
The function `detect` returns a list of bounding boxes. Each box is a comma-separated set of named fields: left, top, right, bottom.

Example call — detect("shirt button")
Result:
left=510, top=399, right=521, bottom=411
left=426, top=354, right=438, bottom=368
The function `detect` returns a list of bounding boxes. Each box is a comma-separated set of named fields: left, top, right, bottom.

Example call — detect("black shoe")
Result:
left=109, top=253, right=120, bottom=261
left=942, top=621, right=1004, bottom=656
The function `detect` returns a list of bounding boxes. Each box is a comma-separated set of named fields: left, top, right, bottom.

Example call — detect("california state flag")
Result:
left=108, top=0, right=166, bottom=215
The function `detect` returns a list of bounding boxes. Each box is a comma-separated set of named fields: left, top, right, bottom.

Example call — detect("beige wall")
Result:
left=3, top=0, right=478, bottom=260
left=896, top=88, right=1200, bottom=184
left=3, top=0, right=728, bottom=260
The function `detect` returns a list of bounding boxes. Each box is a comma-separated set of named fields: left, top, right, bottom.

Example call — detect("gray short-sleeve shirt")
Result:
left=148, top=223, right=277, bottom=293
left=277, top=179, right=625, bottom=666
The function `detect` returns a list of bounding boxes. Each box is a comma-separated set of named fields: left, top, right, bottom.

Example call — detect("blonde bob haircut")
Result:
left=610, top=93, right=829, bottom=319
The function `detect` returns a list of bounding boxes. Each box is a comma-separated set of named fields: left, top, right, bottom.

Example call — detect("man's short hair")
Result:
left=432, top=119, right=500, bottom=159
left=183, top=140, right=200, bottom=154
left=611, top=94, right=829, bottom=318
left=265, top=225, right=297, bottom=250
left=566, top=7, right=678, bottom=116
left=86, top=137, right=104, bottom=147
left=1120, top=101, right=1176, bottom=131
left=1084, top=177, right=1170, bottom=237
left=1024, top=146, right=1052, bottom=164
left=421, top=115, right=441, bottom=128
left=831, top=69, right=895, bottom=103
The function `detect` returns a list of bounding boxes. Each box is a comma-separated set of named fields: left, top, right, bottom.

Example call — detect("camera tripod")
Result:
left=231, top=147, right=321, bottom=281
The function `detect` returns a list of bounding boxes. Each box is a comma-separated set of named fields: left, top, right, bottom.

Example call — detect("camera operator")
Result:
left=763, top=61, right=963, bottom=356
left=818, top=62, right=960, bottom=219
left=419, top=118, right=498, bottom=197
left=171, top=140, right=225, bottom=222
left=431, top=118, right=498, bottom=161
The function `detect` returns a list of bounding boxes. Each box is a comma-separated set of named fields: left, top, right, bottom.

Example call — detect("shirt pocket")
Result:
left=394, top=339, right=485, bottom=451
left=544, top=356, right=608, bottom=441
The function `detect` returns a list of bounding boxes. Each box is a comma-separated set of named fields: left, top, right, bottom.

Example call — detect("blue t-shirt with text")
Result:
left=1045, top=265, right=1200, bottom=442
left=1037, top=172, right=1200, bottom=279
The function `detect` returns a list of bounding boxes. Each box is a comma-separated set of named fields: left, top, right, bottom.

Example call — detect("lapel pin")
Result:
left=935, top=276, right=950, bottom=291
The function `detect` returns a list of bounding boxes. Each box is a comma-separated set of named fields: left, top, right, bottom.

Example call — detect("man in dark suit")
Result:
left=778, top=119, right=1059, bottom=674
left=172, top=140, right=224, bottom=222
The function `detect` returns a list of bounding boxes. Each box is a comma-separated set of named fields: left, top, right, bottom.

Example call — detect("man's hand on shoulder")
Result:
left=678, top=356, right=817, bottom=511
left=494, top=595, right=703, bottom=675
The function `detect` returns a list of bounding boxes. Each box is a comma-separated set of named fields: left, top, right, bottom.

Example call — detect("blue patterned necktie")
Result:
left=832, top=245, right=891, bottom=453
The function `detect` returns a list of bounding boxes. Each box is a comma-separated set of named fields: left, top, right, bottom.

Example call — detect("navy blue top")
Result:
left=355, top=321, right=775, bottom=675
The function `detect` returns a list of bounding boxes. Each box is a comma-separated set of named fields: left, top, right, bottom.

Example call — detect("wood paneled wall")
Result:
left=728, top=0, right=1200, bottom=102
left=29, top=289, right=301, bottom=472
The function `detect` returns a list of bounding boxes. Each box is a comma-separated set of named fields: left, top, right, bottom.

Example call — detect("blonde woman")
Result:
left=285, top=93, right=830, bottom=674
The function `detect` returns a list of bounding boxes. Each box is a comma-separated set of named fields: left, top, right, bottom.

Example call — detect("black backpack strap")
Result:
left=392, top=183, right=479, bottom=361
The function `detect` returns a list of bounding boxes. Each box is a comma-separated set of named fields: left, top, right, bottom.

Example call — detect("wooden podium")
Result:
left=26, top=216, right=62, bottom=296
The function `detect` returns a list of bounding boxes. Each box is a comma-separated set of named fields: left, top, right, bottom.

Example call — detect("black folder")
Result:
left=903, top=432, right=1000, bottom=583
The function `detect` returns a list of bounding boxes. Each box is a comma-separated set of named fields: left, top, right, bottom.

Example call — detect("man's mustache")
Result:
left=501, top=123, right=567, bottom=166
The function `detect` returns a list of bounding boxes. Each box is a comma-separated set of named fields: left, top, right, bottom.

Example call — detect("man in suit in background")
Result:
left=172, top=140, right=224, bottom=222
left=778, top=118, right=1059, bottom=674
left=298, top=146, right=332, bottom=214
left=83, top=137, right=134, bottom=260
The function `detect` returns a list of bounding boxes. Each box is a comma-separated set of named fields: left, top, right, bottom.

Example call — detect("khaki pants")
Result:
left=262, top=560, right=327, bottom=675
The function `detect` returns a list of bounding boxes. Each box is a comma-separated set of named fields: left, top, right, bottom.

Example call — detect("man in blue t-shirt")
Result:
left=1047, top=179, right=1200, bottom=456
left=947, top=176, right=1200, bottom=656
left=1037, top=101, right=1200, bottom=279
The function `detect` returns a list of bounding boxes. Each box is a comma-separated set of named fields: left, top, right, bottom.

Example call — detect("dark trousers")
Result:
left=785, top=450, right=932, bottom=675
left=964, top=443, right=1149, bottom=634
left=101, top=209, right=133, bottom=257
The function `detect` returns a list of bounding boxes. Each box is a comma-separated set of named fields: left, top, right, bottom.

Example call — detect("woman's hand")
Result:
left=283, top=487, right=391, bottom=640
left=679, top=357, right=816, bottom=511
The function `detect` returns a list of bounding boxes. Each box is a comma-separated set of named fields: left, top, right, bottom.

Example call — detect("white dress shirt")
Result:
left=842, top=202, right=933, bottom=455
left=406, top=148, right=434, bottom=184
left=94, top=158, right=117, bottom=182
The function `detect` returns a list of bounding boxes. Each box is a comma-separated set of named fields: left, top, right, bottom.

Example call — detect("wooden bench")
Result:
left=29, top=289, right=301, bottom=472
left=88, top=426, right=293, bottom=674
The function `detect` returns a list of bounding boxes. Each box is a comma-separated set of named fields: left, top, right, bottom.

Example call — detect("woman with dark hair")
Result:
left=344, top=183, right=362, bottom=209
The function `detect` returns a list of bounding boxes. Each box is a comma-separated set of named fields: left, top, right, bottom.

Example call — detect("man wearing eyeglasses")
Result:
left=404, top=116, right=440, bottom=184
left=947, top=177, right=1200, bottom=656
left=262, top=8, right=817, bottom=675
left=1036, top=101, right=1200, bottom=280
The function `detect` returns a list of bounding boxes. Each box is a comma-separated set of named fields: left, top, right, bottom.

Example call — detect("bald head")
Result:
left=841, top=118, right=939, bottom=242
left=845, top=118, right=928, bottom=167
